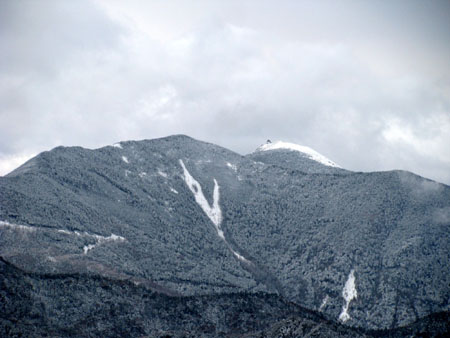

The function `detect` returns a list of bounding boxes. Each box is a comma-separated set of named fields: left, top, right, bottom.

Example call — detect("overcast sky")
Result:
left=1, top=0, right=449, bottom=183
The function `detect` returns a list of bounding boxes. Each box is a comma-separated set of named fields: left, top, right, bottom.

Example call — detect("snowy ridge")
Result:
left=256, top=141, right=341, bottom=168
left=179, top=159, right=250, bottom=263
left=339, top=269, right=358, bottom=322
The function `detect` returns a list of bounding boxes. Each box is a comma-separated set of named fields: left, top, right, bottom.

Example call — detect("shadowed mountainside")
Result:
left=1, top=257, right=448, bottom=337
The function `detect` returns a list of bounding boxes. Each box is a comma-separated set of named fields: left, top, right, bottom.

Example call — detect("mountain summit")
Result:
left=249, top=139, right=345, bottom=174
left=1, top=135, right=449, bottom=336
left=255, top=140, right=341, bottom=168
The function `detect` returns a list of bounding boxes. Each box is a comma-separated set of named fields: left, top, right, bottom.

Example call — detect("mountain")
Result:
left=1, top=135, right=449, bottom=335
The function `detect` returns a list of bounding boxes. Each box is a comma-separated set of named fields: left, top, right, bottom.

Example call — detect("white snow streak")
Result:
left=139, top=172, right=147, bottom=178
left=170, top=187, right=179, bottom=194
left=57, top=229, right=72, bottom=235
left=339, top=269, right=357, bottom=322
left=0, top=220, right=35, bottom=232
left=179, top=159, right=223, bottom=235
left=122, top=156, right=129, bottom=163
left=256, top=141, right=341, bottom=168
left=232, top=250, right=251, bottom=264
left=158, top=170, right=168, bottom=178
left=319, top=295, right=330, bottom=311
left=1, top=220, right=126, bottom=255
left=113, top=143, right=123, bottom=149
left=179, top=159, right=250, bottom=263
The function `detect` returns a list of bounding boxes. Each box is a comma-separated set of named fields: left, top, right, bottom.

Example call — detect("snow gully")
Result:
left=179, top=159, right=250, bottom=264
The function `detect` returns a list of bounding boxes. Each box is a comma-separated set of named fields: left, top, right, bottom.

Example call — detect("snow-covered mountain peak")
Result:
left=255, top=140, right=341, bottom=168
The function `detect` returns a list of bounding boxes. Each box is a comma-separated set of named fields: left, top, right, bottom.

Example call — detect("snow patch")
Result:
left=95, top=233, right=124, bottom=242
left=83, top=244, right=96, bottom=254
left=122, top=156, right=129, bottom=163
left=256, top=141, right=341, bottom=168
left=170, top=187, right=179, bottom=194
left=80, top=233, right=125, bottom=255
left=339, top=269, right=357, bottom=322
left=226, top=162, right=237, bottom=172
left=113, top=143, right=122, bottom=149
left=139, top=172, right=147, bottom=178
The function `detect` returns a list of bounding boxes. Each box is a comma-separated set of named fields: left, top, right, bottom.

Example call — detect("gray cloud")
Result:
left=1, top=0, right=449, bottom=184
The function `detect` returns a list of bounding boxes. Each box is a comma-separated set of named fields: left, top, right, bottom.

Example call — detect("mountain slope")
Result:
left=0, top=257, right=369, bottom=337
left=0, top=135, right=449, bottom=331
left=2, top=257, right=448, bottom=337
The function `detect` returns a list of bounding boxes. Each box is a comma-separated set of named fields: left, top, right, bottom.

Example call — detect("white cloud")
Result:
left=1, top=0, right=449, bottom=184
left=0, top=153, right=36, bottom=176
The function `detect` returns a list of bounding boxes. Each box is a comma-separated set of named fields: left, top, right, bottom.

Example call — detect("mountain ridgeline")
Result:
left=1, top=135, right=449, bottom=336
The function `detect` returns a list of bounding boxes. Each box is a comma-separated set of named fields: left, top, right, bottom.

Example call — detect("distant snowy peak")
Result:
left=256, top=141, right=341, bottom=168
